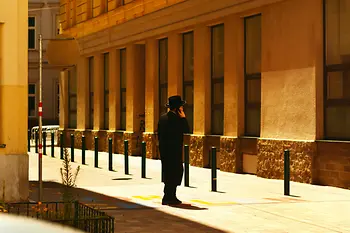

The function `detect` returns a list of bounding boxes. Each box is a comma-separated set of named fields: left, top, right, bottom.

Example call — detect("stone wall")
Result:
left=220, top=137, right=238, bottom=173
left=142, top=132, right=158, bottom=159
left=189, top=135, right=206, bottom=167
left=315, top=141, right=350, bottom=189
left=257, top=139, right=315, bottom=184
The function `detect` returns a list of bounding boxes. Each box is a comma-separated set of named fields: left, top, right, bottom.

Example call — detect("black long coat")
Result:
left=157, top=111, right=190, bottom=185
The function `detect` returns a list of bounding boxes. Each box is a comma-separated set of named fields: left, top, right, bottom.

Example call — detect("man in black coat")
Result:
left=157, top=95, right=190, bottom=205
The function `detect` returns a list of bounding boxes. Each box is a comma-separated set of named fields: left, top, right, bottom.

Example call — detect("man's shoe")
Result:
left=162, top=199, right=171, bottom=205
left=168, top=198, right=182, bottom=205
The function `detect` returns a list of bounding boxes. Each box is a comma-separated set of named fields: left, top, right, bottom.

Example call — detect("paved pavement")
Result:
left=28, top=146, right=350, bottom=233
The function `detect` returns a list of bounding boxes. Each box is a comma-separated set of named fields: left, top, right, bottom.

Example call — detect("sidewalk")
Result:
left=29, top=147, right=350, bottom=232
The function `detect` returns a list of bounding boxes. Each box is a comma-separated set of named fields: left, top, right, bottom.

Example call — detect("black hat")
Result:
left=165, top=95, right=186, bottom=108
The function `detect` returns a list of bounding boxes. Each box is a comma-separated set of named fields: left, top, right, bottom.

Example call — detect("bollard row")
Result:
left=32, top=133, right=292, bottom=196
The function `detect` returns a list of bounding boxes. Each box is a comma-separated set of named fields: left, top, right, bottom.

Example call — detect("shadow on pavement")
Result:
left=168, top=203, right=208, bottom=210
left=29, top=181, right=225, bottom=233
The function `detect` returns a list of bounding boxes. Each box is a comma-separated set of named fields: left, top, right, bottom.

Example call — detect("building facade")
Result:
left=58, top=0, right=350, bottom=189
left=28, top=0, right=61, bottom=129
left=0, top=0, right=29, bottom=202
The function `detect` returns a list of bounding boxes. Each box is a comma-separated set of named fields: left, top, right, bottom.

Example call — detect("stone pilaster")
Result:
left=168, top=33, right=182, bottom=97
left=189, top=135, right=207, bottom=167
left=220, top=137, right=238, bottom=172
left=257, top=139, right=316, bottom=184
left=143, top=132, right=158, bottom=159
left=76, top=57, right=88, bottom=130
left=59, top=70, right=69, bottom=130
left=93, top=54, right=104, bottom=130
left=108, top=49, right=120, bottom=131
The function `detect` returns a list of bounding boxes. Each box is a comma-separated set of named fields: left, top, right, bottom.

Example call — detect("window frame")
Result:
left=28, top=83, right=37, bottom=118
left=182, top=31, right=194, bottom=134
left=323, top=0, right=350, bottom=141
left=244, top=14, right=262, bottom=138
left=210, top=24, right=225, bottom=136
left=159, top=38, right=168, bottom=118
left=55, top=80, right=60, bottom=120
left=28, top=16, right=36, bottom=50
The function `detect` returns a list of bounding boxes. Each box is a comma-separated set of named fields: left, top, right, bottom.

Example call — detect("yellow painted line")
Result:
left=132, top=195, right=161, bottom=200
left=190, top=200, right=238, bottom=206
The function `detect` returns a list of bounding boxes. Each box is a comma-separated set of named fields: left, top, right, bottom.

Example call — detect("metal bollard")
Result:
left=60, top=133, right=64, bottom=160
left=28, top=130, right=31, bottom=152
left=94, top=137, right=98, bottom=168
left=108, top=138, right=113, bottom=171
left=211, top=147, right=217, bottom=192
left=71, top=134, right=75, bottom=162
left=284, top=149, right=290, bottom=196
left=51, top=132, right=54, bottom=157
left=81, top=135, right=86, bottom=165
left=124, top=140, right=129, bottom=175
left=184, top=145, right=190, bottom=187
left=141, top=141, right=146, bottom=178
left=35, top=131, right=38, bottom=153
left=43, top=132, right=47, bottom=155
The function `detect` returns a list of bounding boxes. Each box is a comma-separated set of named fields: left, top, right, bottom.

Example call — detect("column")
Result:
left=59, top=70, right=69, bottom=130
left=191, top=25, right=211, bottom=167
left=108, top=49, right=120, bottom=131
left=126, top=44, right=146, bottom=155
left=168, top=33, right=182, bottom=97
left=144, top=39, right=159, bottom=158
left=0, top=0, right=29, bottom=202
left=93, top=53, right=103, bottom=130
left=76, top=57, right=88, bottom=130
left=220, top=15, right=244, bottom=173
left=75, top=57, right=88, bottom=148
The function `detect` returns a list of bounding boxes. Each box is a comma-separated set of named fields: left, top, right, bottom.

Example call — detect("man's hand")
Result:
left=178, top=108, right=186, bottom=118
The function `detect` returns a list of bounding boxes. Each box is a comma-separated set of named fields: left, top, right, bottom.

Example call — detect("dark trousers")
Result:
left=163, top=183, right=177, bottom=200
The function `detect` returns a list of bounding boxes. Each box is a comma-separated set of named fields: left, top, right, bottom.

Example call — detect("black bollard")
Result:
left=94, top=137, right=98, bottom=168
left=71, top=134, right=75, bottom=162
left=43, top=131, right=47, bottom=155
left=124, top=140, right=129, bottom=175
left=28, top=130, right=31, bottom=152
left=60, top=133, right=64, bottom=160
left=284, top=149, right=290, bottom=196
left=51, top=132, right=54, bottom=157
left=81, top=135, right=86, bottom=165
left=108, top=138, right=113, bottom=171
left=141, top=141, right=146, bottom=178
left=35, top=130, right=38, bottom=153
left=184, top=145, right=190, bottom=187
left=211, top=147, right=217, bottom=192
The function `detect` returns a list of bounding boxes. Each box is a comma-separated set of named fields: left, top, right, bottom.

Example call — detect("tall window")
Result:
left=68, top=67, right=77, bottom=129
left=211, top=24, right=224, bottom=135
left=103, top=53, right=109, bottom=130
left=244, top=15, right=261, bottom=137
left=183, top=32, right=194, bottom=133
left=324, top=0, right=350, bottom=140
left=105, top=0, right=109, bottom=12
left=120, top=49, right=127, bottom=130
left=159, top=38, right=168, bottom=117
left=88, top=57, right=94, bottom=129
left=28, top=84, right=36, bottom=117
left=28, top=16, right=36, bottom=49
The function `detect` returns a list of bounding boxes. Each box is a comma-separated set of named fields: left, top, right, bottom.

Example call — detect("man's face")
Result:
left=179, top=106, right=184, bottom=111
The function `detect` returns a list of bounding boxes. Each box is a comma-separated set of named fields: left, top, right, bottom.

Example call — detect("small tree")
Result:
left=60, top=148, right=80, bottom=219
